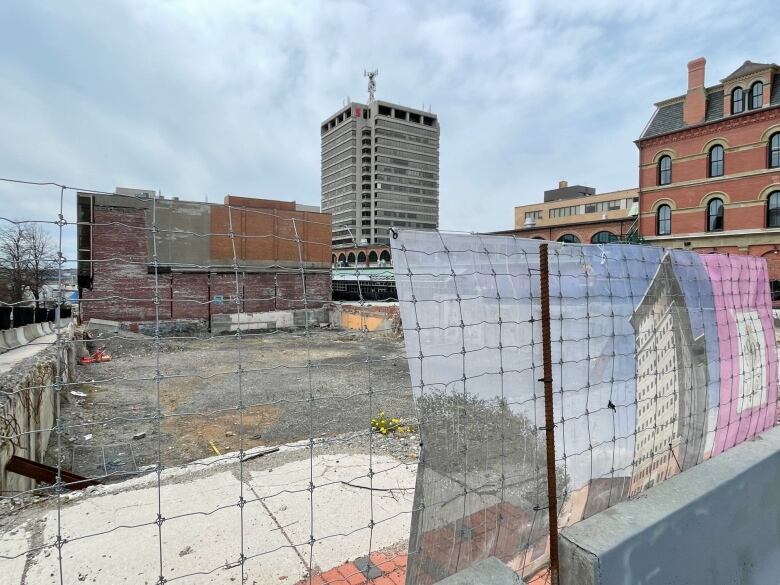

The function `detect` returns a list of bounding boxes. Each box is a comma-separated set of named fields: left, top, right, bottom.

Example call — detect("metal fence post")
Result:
left=539, top=243, right=560, bottom=585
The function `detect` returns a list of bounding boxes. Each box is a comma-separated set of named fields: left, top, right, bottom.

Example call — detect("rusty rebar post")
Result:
left=539, top=243, right=560, bottom=585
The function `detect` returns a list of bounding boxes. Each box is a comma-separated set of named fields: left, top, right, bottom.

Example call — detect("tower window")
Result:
left=708, top=145, right=724, bottom=177
left=731, top=87, right=744, bottom=114
left=658, top=155, right=672, bottom=186
left=750, top=81, right=763, bottom=110
left=706, top=198, right=724, bottom=232
left=657, top=204, right=672, bottom=235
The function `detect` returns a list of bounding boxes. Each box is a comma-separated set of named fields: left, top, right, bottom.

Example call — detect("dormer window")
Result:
left=750, top=81, right=763, bottom=110
left=731, top=87, right=744, bottom=114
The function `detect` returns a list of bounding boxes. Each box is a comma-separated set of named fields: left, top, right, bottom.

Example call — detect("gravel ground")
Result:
left=45, top=328, right=416, bottom=481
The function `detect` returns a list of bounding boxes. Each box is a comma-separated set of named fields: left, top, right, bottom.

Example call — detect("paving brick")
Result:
left=320, top=567, right=348, bottom=584
left=366, top=577, right=395, bottom=585
left=385, top=569, right=406, bottom=585
left=369, top=552, right=396, bottom=574
left=337, top=562, right=368, bottom=585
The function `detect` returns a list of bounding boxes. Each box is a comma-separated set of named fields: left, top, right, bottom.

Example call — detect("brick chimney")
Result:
left=683, top=57, right=706, bottom=125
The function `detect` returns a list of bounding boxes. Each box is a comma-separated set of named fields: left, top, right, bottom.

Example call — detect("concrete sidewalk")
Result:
left=0, top=444, right=416, bottom=584
left=0, top=334, right=57, bottom=375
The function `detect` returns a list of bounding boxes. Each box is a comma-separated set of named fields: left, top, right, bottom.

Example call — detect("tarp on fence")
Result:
left=392, top=231, right=778, bottom=584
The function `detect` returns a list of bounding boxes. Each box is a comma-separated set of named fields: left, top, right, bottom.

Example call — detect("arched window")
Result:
left=379, top=250, right=392, bottom=264
left=357, top=251, right=366, bottom=263
left=657, top=204, right=672, bottom=235
left=338, top=253, right=346, bottom=265
left=591, top=231, right=617, bottom=244
left=658, top=155, right=672, bottom=186
left=731, top=87, right=744, bottom=114
left=750, top=81, right=763, bottom=110
left=368, top=250, right=378, bottom=264
left=708, top=145, right=724, bottom=177
left=347, top=252, right=356, bottom=265
left=769, top=133, right=780, bottom=168
left=768, top=192, right=780, bottom=228
left=706, top=198, right=724, bottom=232
left=557, top=234, right=580, bottom=244
left=332, top=254, right=336, bottom=266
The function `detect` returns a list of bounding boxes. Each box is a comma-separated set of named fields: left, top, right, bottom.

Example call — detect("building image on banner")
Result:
left=628, top=253, right=708, bottom=497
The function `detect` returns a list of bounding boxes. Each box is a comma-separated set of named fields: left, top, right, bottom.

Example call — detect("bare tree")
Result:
left=0, top=224, right=57, bottom=306
left=0, top=225, right=28, bottom=304
left=24, top=224, right=57, bottom=308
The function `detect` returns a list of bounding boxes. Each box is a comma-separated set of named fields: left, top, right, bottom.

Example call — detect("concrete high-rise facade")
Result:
left=321, top=100, right=440, bottom=249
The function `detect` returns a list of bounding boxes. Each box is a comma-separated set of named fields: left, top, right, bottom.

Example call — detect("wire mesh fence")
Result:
left=0, top=182, right=777, bottom=585
left=0, top=181, right=417, bottom=585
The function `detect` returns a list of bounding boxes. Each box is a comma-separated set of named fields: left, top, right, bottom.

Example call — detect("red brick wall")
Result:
left=82, top=205, right=331, bottom=323
left=81, top=206, right=172, bottom=322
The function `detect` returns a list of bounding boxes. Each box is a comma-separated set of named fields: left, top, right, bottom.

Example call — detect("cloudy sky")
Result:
left=2, top=0, right=780, bottom=253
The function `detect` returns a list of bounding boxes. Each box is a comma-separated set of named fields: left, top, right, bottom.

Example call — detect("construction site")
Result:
left=1, top=188, right=780, bottom=585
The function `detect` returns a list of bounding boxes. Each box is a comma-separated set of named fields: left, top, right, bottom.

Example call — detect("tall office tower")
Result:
left=320, top=75, right=440, bottom=248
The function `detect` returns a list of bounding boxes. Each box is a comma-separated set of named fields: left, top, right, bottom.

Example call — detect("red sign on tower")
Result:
left=354, top=107, right=362, bottom=118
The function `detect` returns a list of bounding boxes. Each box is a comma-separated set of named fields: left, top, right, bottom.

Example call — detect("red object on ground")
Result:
left=79, top=346, right=112, bottom=365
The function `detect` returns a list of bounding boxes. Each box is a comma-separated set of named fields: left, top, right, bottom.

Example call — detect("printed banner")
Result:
left=391, top=232, right=777, bottom=584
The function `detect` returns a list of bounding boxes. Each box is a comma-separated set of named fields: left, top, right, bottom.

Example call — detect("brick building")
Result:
left=332, top=243, right=392, bottom=268
left=77, top=189, right=332, bottom=326
left=637, top=58, right=780, bottom=298
left=499, top=181, right=639, bottom=243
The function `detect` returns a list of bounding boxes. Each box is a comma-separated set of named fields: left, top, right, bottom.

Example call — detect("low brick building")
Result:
left=77, top=189, right=332, bottom=326
left=498, top=181, right=639, bottom=243
left=637, top=58, right=780, bottom=298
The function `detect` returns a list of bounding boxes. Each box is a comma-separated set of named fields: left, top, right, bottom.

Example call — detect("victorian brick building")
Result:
left=637, top=58, right=780, bottom=298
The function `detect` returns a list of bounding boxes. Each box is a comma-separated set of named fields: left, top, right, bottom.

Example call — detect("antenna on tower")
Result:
left=364, top=69, right=378, bottom=104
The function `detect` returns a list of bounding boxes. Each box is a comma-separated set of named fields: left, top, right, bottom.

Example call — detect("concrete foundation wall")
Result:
left=328, top=303, right=401, bottom=334
left=0, top=342, right=76, bottom=495
left=559, top=425, right=780, bottom=585
left=210, top=308, right=330, bottom=334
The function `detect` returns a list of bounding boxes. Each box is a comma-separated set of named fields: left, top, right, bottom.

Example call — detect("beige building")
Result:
left=509, top=181, right=639, bottom=244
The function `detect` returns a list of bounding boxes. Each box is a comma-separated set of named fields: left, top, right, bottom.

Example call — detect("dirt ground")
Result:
left=46, top=329, right=415, bottom=480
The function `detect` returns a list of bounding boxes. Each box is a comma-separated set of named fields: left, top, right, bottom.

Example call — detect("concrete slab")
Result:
left=559, top=425, right=780, bottom=585
left=21, top=324, right=39, bottom=344
left=249, top=453, right=416, bottom=573
left=13, top=328, right=27, bottom=346
left=1, top=449, right=414, bottom=585
left=0, top=333, right=57, bottom=374
left=436, top=556, right=520, bottom=585
left=0, top=523, right=29, bottom=585
left=86, top=319, right=120, bottom=333
left=22, top=471, right=306, bottom=584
